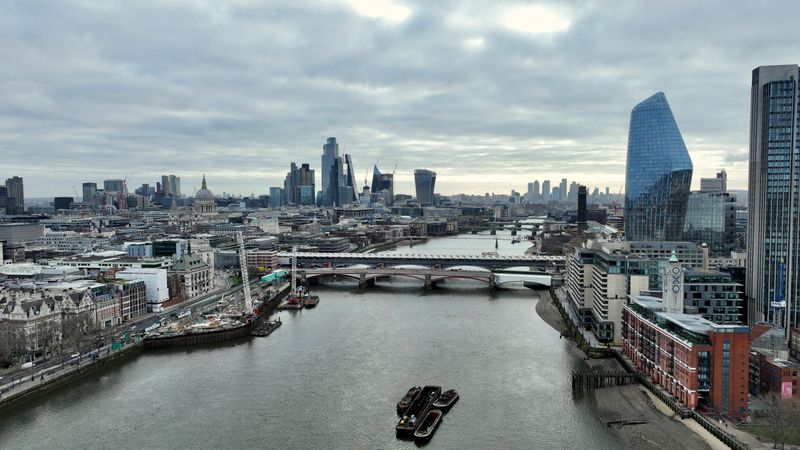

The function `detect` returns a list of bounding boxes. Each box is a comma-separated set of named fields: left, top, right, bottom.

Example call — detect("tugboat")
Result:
left=396, top=386, right=422, bottom=416
left=396, top=385, right=441, bottom=438
left=279, top=290, right=305, bottom=310
left=413, top=409, right=443, bottom=443
left=432, top=389, right=459, bottom=411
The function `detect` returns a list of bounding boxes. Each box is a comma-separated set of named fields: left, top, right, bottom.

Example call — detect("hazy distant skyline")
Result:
left=1, top=0, right=794, bottom=197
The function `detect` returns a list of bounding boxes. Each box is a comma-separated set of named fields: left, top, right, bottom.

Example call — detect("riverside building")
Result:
left=622, top=295, right=750, bottom=418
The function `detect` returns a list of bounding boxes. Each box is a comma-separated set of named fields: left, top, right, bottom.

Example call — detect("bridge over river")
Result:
left=297, top=267, right=552, bottom=289
left=277, top=252, right=565, bottom=272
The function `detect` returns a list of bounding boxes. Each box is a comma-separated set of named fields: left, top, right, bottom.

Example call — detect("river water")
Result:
left=0, top=230, right=620, bottom=449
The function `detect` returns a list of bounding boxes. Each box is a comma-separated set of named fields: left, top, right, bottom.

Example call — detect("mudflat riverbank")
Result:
left=534, top=291, right=726, bottom=449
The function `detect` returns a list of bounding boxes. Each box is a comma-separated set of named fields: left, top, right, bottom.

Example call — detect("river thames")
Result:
left=0, top=231, right=621, bottom=449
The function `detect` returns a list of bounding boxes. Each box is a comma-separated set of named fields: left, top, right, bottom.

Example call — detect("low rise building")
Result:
left=36, top=230, right=109, bottom=253
left=749, top=351, right=800, bottom=401
left=245, top=250, right=278, bottom=272
left=172, top=250, right=213, bottom=301
left=117, top=268, right=169, bottom=313
left=46, top=252, right=173, bottom=274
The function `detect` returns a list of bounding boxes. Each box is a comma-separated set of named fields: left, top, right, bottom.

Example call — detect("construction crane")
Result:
left=290, top=245, right=298, bottom=294
left=236, top=231, right=253, bottom=313
left=613, top=186, right=623, bottom=211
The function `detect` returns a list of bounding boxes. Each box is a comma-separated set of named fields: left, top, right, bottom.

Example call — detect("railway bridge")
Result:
left=277, top=252, right=565, bottom=272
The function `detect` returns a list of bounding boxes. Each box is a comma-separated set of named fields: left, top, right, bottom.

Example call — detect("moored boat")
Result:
left=432, top=389, right=459, bottom=411
left=303, top=295, right=319, bottom=308
left=413, top=409, right=443, bottom=442
left=250, top=318, right=282, bottom=337
left=395, top=385, right=441, bottom=437
left=396, top=386, right=422, bottom=416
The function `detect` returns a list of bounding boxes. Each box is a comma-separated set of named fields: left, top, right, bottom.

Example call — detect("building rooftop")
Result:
left=629, top=294, right=664, bottom=311
left=772, top=359, right=800, bottom=369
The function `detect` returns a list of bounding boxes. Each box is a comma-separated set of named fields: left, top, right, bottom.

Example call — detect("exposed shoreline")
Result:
left=534, top=291, right=726, bottom=449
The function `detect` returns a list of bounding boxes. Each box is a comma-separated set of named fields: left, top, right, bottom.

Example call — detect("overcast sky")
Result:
left=1, top=0, right=795, bottom=198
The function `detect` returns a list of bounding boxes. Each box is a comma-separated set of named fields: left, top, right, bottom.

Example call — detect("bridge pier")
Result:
left=489, top=275, right=496, bottom=290
left=424, top=274, right=437, bottom=290
left=358, top=273, right=375, bottom=288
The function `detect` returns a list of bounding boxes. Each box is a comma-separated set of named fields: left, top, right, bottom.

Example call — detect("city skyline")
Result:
left=2, top=1, right=792, bottom=197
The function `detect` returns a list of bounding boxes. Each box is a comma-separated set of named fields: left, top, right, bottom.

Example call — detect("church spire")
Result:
left=201, top=174, right=207, bottom=190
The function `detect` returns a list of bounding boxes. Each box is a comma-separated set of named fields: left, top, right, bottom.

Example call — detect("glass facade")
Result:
left=746, top=64, right=800, bottom=328
left=683, top=191, right=737, bottom=255
left=414, top=169, right=437, bottom=206
left=624, top=92, right=693, bottom=241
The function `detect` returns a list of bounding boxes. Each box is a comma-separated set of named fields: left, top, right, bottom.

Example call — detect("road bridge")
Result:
left=298, top=267, right=552, bottom=289
left=278, top=252, right=564, bottom=272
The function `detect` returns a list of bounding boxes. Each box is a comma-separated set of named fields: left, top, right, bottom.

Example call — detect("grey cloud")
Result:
left=0, top=0, right=792, bottom=196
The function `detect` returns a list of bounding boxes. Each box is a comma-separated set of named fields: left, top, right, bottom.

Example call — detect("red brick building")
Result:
left=622, top=296, right=750, bottom=417
left=750, top=351, right=800, bottom=400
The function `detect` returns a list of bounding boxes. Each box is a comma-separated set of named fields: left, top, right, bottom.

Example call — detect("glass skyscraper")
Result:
left=683, top=191, right=736, bottom=256
left=746, top=64, right=800, bottom=331
left=624, top=92, right=693, bottom=241
left=414, top=169, right=436, bottom=206
left=321, top=137, right=338, bottom=207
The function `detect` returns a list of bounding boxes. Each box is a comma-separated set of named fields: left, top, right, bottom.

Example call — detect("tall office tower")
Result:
left=341, top=154, right=357, bottom=205
left=542, top=180, right=551, bottom=200
left=700, top=169, right=728, bottom=192
left=605, top=187, right=610, bottom=196
left=747, top=64, right=800, bottom=330
left=283, top=163, right=315, bottom=206
left=4, top=176, right=24, bottom=215
left=683, top=191, right=737, bottom=256
left=414, top=169, right=437, bottom=206
left=526, top=182, right=534, bottom=201
left=533, top=180, right=540, bottom=198
left=161, top=175, right=171, bottom=195
left=568, top=181, right=578, bottom=201
left=559, top=178, right=567, bottom=202
left=577, top=185, right=587, bottom=226
left=168, top=175, right=181, bottom=197
left=82, top=182, right=97, bottom=206
left=371, top=165, right=394, bottom=204
left=269, top=187, right=283, bottom=208
left=624, top=92, right=693, bottom=241
left=321, top=137, right=339, bottom=206
left=53, top=197, right=73, bottom=211
left=104, top=179, right=124, bottom=194
left=0, top=185, right=7, bottom=212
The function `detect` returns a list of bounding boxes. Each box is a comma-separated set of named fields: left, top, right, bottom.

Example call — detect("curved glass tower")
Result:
left=624, top=92, right=693, bottom=241
left=414, top=169, right=436, bottom=206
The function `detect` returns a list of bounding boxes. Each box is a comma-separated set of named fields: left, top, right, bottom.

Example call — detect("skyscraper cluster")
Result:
left=283, top=162, right=315, bottom=206
left=320, top=137, right=357, bottom=207
left=160, top=175, right=181, bottom=197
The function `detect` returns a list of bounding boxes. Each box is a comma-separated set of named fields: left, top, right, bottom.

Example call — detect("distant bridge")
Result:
left=278, top=252, right=565, bottom=272
left=297, top=267, right=552, bottom=289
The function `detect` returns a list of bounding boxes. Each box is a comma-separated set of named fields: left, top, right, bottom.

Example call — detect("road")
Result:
left=0, top=271, right=246, bottom=394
